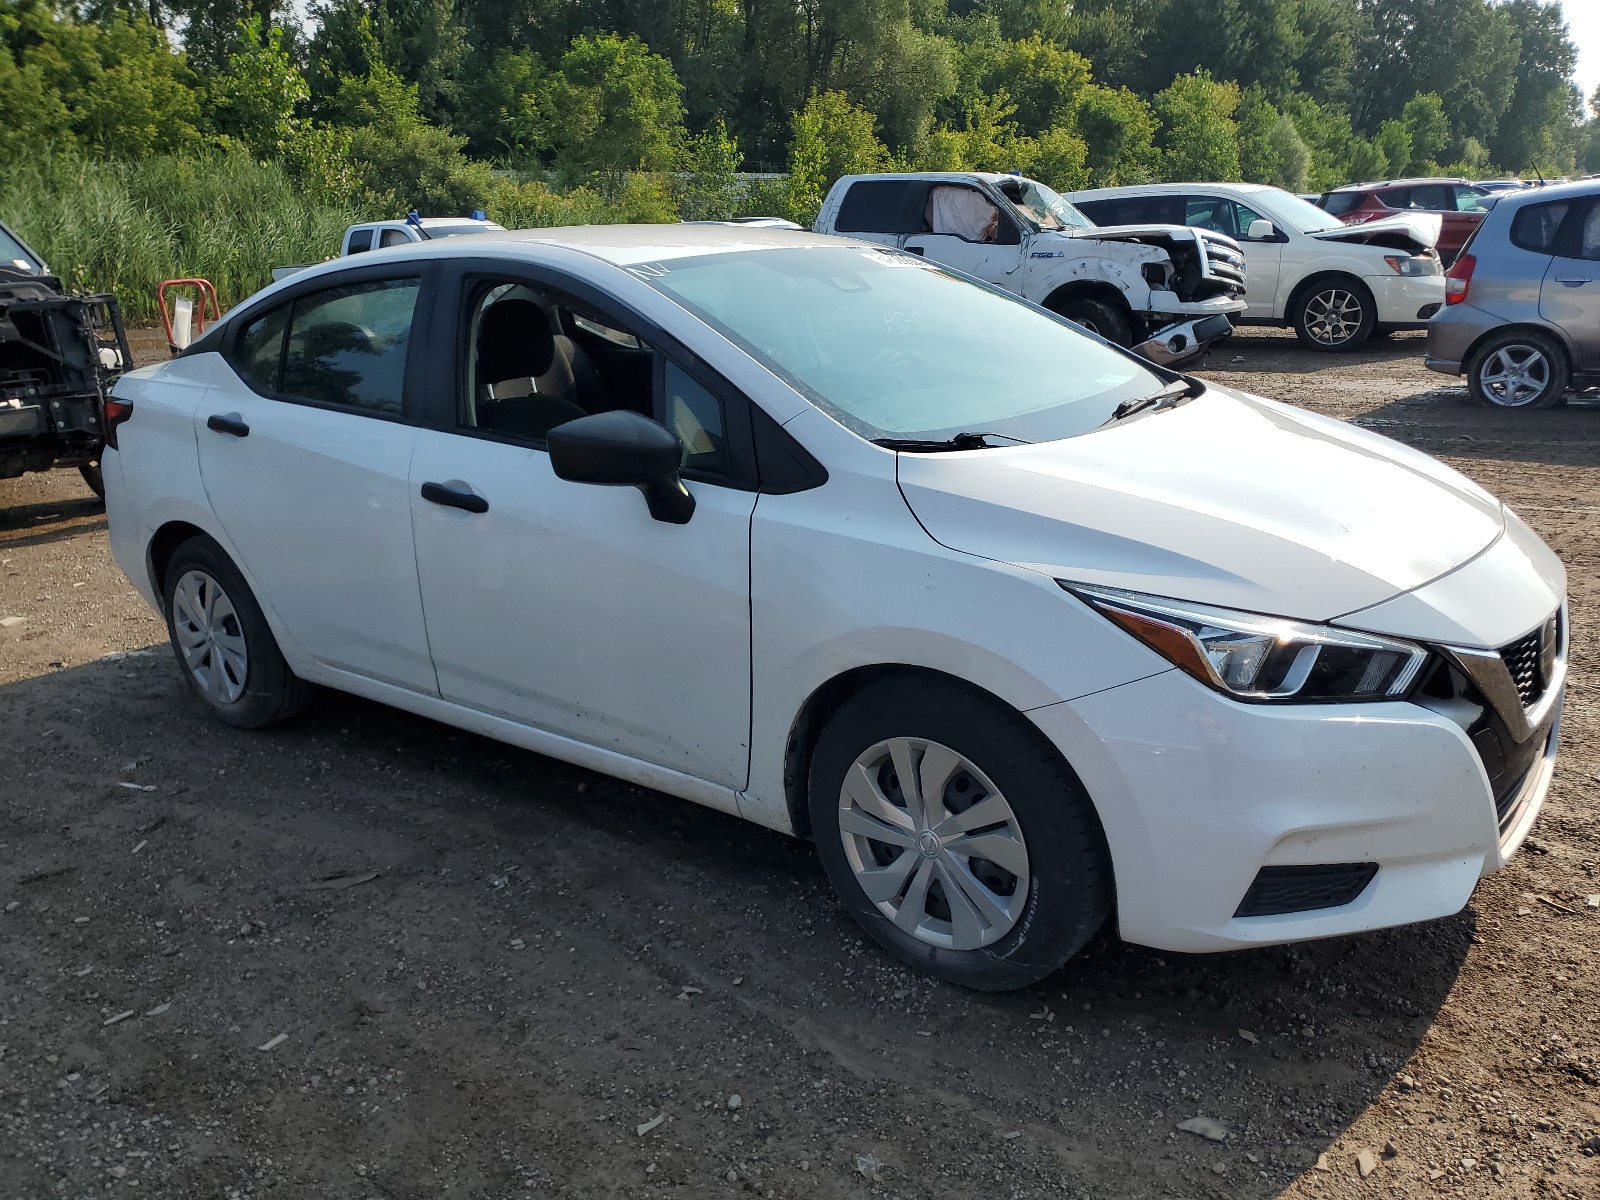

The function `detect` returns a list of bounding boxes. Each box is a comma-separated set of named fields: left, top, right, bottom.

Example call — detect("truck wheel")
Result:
left=79, top=461, right=104, bottom=498
left=808, top=675, right=1113, bottom=992
left=162, top=536, right=315, bottom=728
left=1290, top=275, right=1375, bottom=350
left=1466, top=330, right=1569, bottom=409
left=1053, top=298, right=1133, bottom=347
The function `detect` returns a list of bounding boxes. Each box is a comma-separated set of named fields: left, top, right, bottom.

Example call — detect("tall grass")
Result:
left=0, top=152, right=366, bottom=320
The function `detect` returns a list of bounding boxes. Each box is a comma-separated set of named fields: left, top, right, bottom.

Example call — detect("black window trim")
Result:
left=220, top=261, right=439, bottom=426
left=428, top=258, right=763, bottom=492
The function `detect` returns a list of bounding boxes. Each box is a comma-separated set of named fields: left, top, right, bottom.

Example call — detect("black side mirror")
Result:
left=546, top=410, right=696, bottom=524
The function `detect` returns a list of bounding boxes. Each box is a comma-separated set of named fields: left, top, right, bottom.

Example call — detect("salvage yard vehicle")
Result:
left=814, top=172, right=1246, bottom=364
left=1317, top=178, right=1495, bottom=266
left=1067, top=182, right=1444, bottom=351
left=271, top=213, right=507, bottom=281
left=1425, top=179, right=1600, bottom=409
left=104, top=225, right=1564, bottom=991
left=0, top=219, right=130, bottom=497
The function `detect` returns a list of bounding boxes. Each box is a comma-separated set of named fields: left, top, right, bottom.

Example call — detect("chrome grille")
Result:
left=1197, top=232, right=1247, bottom=296
left=1499, top=611, right=1559, bottom=709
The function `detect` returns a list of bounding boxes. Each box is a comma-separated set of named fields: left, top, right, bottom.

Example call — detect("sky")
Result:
left=1570, top=1, right=1600, bottom=113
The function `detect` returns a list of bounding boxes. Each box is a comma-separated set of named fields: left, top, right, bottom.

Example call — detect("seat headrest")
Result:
left=477, top=299, right=556, bottom=382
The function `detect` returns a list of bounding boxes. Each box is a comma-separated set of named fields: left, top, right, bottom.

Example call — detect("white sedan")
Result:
left=1068, top=182, right=1447, bottom=350
left=103, top=225, right=1563, bottom=991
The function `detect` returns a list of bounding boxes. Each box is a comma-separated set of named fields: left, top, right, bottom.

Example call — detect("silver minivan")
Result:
left=1425, top=180, right=1600, bottom=408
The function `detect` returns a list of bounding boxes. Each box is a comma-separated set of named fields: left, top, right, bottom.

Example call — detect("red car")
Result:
left=1318, top=179, right=1496, bottom=265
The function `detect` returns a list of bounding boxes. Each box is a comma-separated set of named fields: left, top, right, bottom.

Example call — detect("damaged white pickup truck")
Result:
left=814, top=172, right=1247, bottom=365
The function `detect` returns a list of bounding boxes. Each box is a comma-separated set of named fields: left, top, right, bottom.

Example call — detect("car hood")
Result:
left=895, top=386, right=1505, bottom=623
left=1309, top=212, right=1441, bottom=253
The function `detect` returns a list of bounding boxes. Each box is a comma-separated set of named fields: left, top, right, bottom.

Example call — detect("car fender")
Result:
left=1021, top=242, right=1161, bottom=312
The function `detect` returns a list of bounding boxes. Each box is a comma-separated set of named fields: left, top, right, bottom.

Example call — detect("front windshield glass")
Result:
left=0, top=225, right=44, bottom=274
left=634, top=247, right=1166, bottom=444
left=1001, top=177, right=1094, bottom=230
left=1259, top=189, right=1345, bottom=233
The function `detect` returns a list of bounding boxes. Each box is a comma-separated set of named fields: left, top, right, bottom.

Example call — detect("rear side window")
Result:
left=1404, top=184, right=1453, bottom=211
left=346, top=229, right=373, bottom=254
left=1320, top=192, right=1361, bottom=217
left=1581, top=204, right=1600, bottom=261
left=1510, top=202, right=1569, bottom=253
left=835, top=180, right=925, bottom=234
left=1102, top=196, right=1184, bottom=225
left=282, top=279, right=419, bottom=413
left=1072, top=199, right=1112, bottom=223
left=235, top=305, right=290, bottom=393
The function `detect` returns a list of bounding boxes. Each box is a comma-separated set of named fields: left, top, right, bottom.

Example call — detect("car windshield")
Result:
left=1002, top=178, right=1094, bottom=230
left=0, top=224, right=44, bottom=275
left=634, top=247, right=1166, bottom=445
left=1261, top=191, right=1345, bottom=234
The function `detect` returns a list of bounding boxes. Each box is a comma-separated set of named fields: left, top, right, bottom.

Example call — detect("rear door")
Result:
left=1539, top=197, right=1600, bottom=373
left=195, top=266, right=437, bottom=693
left=829, top=178, right=927, bottom=250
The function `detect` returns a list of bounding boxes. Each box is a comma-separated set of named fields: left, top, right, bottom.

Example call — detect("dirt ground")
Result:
left=1, top=327, right=1597, bottom=1200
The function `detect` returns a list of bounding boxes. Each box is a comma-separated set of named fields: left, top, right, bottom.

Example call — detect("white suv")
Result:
left=102, top=225, right=1562, bottom=991
left=1068, top=182, right=1446, bottom=350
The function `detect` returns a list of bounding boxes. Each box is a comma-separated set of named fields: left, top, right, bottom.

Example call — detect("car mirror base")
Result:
left=637, top=474, right=696, bottom=524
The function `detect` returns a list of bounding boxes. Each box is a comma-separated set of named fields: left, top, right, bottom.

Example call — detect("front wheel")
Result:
left=1467, top=330, right=1569, bottom=409
left=1291, top=276, right=1375, bottom=350
left=1052, top=297, right=1134, bottom=347
left=162, top=536, right=314, bottom=728
left=808, top=676, right=1112, bottom=992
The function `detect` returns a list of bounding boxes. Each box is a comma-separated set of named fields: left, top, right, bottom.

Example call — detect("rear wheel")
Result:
left=1467, top=330, right=1569, bottom=409
left=162, top=536, right=314, bottom=728
left=1052, top=297, right=1134, bottom=347
left=79, top=460, right=104, bottom=498
left=808, top=676, right=1112, bottom=992
left=1291, top=275, right=1376, bottom=350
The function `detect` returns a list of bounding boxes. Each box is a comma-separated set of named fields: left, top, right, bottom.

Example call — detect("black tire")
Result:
left=1466, top=329, right=1569, bottom=409
left=79, top=460, right=104, bottom=498
left=161, top=536, right=314, bottom=728
left=808, top=676, right=1113, bottom=992
left=1290, top=274, right=1376, bottom=351
left=1052, top=297, right=1134, bottom=347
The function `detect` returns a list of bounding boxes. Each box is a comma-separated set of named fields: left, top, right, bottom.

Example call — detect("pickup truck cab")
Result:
left=815, top=172, right=1247, bottom=359
left=341, top=215, right=507, bottom=256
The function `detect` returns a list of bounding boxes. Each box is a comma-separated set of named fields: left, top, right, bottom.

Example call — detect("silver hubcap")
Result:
left=172, top=570, right=248, bottom=705
left=1304, top=288, right=1364, bottom=345
left=1479, top=345, right=1551, bottom=406
left=837, top=737, right=1030, bottom=950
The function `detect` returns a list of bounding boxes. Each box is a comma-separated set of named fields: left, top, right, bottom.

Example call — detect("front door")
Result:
left=408, top=273, right=756, bottom=789
left=903, top=185, right=1026, bottom=288
left=195, top=271, right=437, bottom=693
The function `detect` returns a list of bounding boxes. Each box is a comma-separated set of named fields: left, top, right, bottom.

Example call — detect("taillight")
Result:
left=1444, top=254, right=1475, bottom=305
left=103, top=397, right=133, bottom=448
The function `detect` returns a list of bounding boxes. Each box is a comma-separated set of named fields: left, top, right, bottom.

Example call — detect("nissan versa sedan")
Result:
left=103, top=225, right=1565, bottom=992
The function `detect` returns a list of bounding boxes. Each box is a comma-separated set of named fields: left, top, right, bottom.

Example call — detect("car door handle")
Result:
left=903, top=245, right=925, bottom=256
left=205, top=413, right=249, bottom=438
left=420, top=481, right=488, bottom=514
left=1555, top=276, right=1592, bottom=286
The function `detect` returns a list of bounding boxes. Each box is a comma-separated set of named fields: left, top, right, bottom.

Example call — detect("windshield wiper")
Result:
left=1102, top=379, right=1201, bottom=426
left=873, top=431, right=1029, bottom=452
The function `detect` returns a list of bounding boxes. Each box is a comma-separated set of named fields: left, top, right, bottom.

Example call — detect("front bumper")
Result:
left=1029, top=665, right=1560, bottom=953
left=1146, top=291, right=1248, bottom=320
left=1365, top=272, right=1447, bottom=326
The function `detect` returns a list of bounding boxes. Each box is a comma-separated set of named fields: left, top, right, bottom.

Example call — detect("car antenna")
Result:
left=406, top=210, right=433, bottom=240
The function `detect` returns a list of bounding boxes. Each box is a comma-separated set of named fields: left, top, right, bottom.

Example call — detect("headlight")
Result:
left=1383, top=253, right=1441, bottom=276
left=1063, top=583, right=1429, bottom=703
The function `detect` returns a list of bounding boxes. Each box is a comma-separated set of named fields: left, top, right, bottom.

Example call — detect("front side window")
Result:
left=1453, top=185, right=1494, bottom=213
left=925, top=186, right=1004, bottom=243
left=0, top=224, right=44, bottom=274
left=379, top=228, right=411, bottom=248
left=1510, top=202, right=1569, bottom=253
left=635, top=246, right=1165, bottom=445
left=1183, top=197, right=1236, bottom=236
left=281, top=278, right=419, bottom=413
left=664, top=360, right=728, bottom=475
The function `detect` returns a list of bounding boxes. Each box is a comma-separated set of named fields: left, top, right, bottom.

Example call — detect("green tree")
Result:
left=539, top=33, right=686, bottom=175
left=783, top=90, right=888, bottom=224
left=0, top=36, right=72, bottom=156
left=206, top=16, right=305, bottom=159
left=1401, top=92, right=1450, bottom=171
left=1154, top=70, right=1242, bottom=181
left=956, top=35, right=1091, bottom=136
left=675, top=118, right=742, bottom=220
left=1030, top=124, right=1090, bottom=191
left=1373, top=118, right=1412, bottom=177
left=1490, top=0, right=1581, bottom=173
left=1075, top=83, right=1159, bottom=185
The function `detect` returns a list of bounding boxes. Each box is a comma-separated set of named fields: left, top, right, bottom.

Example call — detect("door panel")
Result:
left=1231, top=200, right=1283, bottom=318
left=1540, top=199, right=1600, bottom=372
left=900, top=233, right=1025, bottom=286
left=196, top=374, right=433, bottom=691
left=408, top=431, right=756, bottom=788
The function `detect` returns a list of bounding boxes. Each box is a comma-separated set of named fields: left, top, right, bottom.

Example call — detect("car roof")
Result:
left=1063, top=182, right=1280, bottom=199
left=1327, top=178, right=1475, bottom=193
left=1483, top=178, right=1600, bottom=208
left=838, top=171, right=1014, bottom=186
left=355, top=218, right=506, bottom=230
